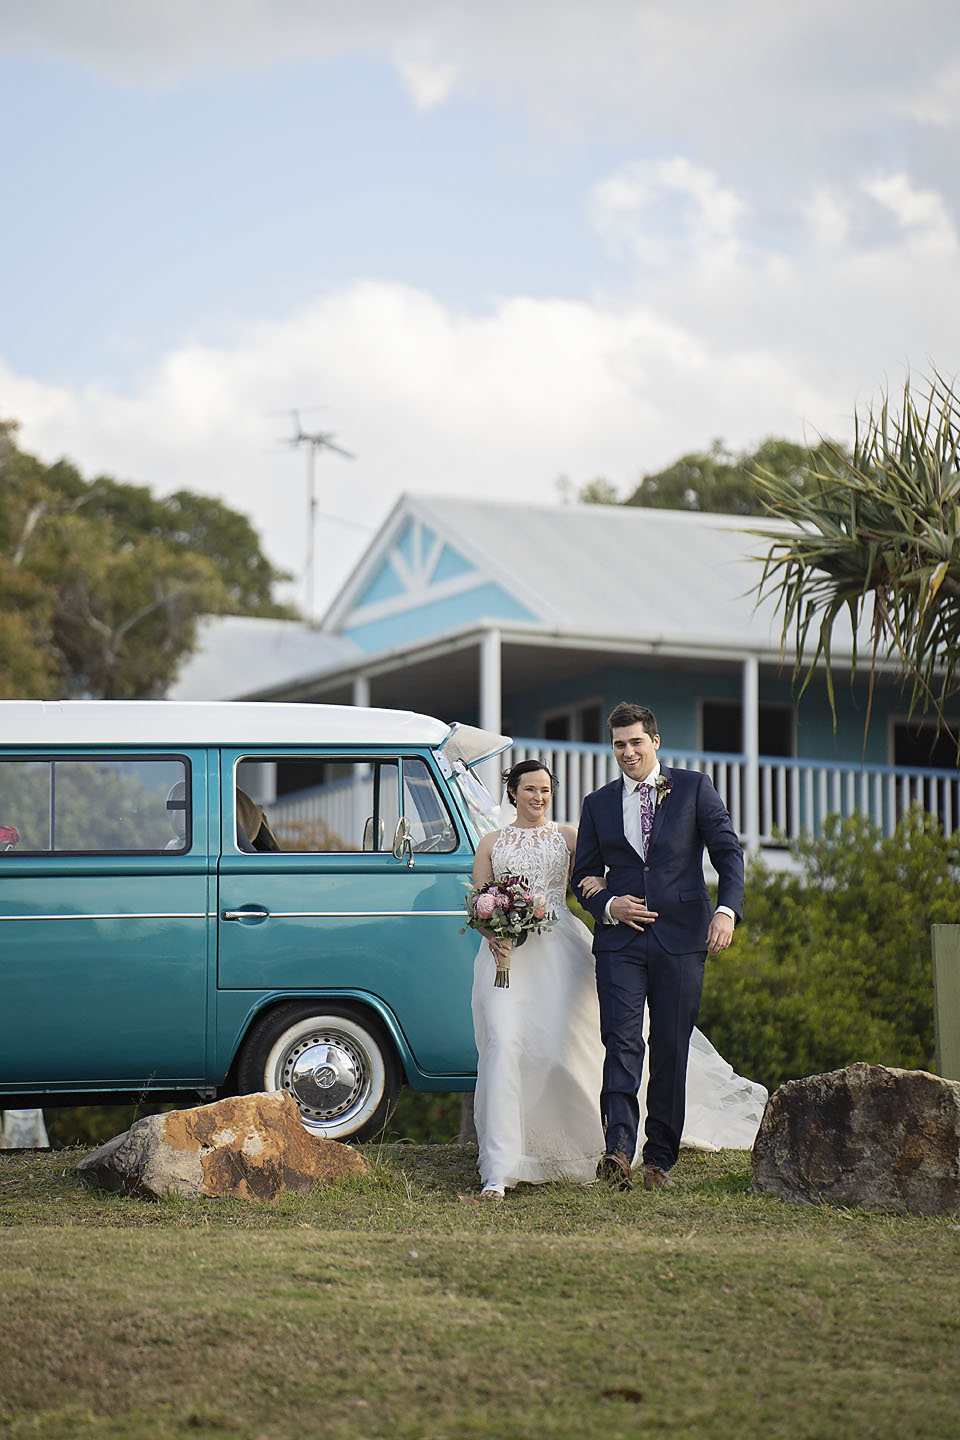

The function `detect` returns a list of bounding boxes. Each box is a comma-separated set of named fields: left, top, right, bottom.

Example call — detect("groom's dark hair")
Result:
left=607, top=702, right=658, bottom=738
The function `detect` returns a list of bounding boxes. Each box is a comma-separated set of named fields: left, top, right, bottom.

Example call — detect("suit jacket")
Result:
left=572, top=766, right=744, bottom=955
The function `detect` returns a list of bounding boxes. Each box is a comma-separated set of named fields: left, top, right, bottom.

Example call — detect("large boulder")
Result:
left=752, top=1062, right=960, bottom=1215
left=76, top=1091, right=368, bottom=1202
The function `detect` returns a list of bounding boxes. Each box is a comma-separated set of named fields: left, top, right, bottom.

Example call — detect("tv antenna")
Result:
left=282, top=410, right=354, bottom=622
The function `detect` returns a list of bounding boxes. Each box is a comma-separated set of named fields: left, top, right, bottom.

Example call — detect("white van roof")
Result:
left=0, top=700, right=510, bottom=759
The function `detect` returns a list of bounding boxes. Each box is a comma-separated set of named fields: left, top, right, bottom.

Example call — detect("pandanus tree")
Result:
left=750, top=374, right=960, bottom=754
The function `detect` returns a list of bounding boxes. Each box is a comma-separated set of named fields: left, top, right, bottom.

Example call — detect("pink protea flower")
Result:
left=473, top=892, right=497, bottom=920
left=533, top=896, right=547, bottom=920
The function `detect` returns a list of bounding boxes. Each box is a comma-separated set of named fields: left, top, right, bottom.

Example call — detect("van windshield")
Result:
left=453, top=763, right=499, bottom=837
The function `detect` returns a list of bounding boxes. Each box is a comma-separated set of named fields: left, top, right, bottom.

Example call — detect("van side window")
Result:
left=0, top=757, right=190, bottom=854
left=236, top=758, right=400, bottom=852
left=403, top=758, right=458, bottom=853
left=234, top=756, right=457, bottom=854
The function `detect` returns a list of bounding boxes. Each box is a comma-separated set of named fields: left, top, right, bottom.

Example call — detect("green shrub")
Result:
left=700, top=806, right=960, bottom=1091
left=383, top=1089, right=466, bottom=1144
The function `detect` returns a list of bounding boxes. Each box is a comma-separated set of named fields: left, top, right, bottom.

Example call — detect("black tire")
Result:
left=236, top=1001, right=401, bottom=1142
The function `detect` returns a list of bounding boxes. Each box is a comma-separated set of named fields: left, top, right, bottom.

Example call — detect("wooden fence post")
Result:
left=931, top=925, right=960, bottom=1082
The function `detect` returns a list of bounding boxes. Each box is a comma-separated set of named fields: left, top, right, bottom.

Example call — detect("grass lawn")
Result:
left=1, top=1143, right=959, bottom=1439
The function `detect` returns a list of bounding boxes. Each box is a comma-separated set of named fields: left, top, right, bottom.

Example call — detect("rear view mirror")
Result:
left=392, top=817, right=414, bottom=867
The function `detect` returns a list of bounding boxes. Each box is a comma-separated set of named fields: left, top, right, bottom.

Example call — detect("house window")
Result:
left=542, top=702, right=604, bottom=744
left=701, top=700, right=795, bottom=842
left=893, top=720, right=959, bottom=769
left=891, top=720, right=960, bottom=827
left=701, top=701, right=795, bottom=757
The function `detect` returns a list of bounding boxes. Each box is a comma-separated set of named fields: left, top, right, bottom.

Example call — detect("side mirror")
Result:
left=392, top=817, right=414, bottom=868
left=362, top=816, right=385, bottom=851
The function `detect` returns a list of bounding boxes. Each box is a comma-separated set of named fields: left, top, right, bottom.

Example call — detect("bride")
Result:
left=471, top=758, right=766, bottom=1201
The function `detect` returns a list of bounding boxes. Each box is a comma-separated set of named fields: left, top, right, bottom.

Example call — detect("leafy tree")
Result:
left=0, top=419, right=293, bottom=699
left=577, top=478, right=621, bottom=505
left=750, top=375, right=960, bottom=742
left=622, top=436, right=847, bottom=515
left=85, top=477, right=290, bottom=617
left=699, top=808, right=960, bottom=1092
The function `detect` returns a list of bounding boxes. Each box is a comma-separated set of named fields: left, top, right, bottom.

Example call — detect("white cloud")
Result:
left=899, top=60, right=960, bottom=126
left=2, top=1, right=955, bottom=165
left=3, top=2, right=960, bottom=621
left=9, top=201, right=952, bottom=620
left=395, top=57, right=457, bottom=109
left=592, top=158, right=746, bottom=272
left=0, top=277, right=821, bottom=613
left=804, top=191, right=851, bottom=251
left=7, top=0, right=952, bottom=273
left=863, top=172, right=958, bottom=257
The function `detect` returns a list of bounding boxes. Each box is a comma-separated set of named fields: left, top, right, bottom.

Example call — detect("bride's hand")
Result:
left=578, top=875, right=607, bottom=899
left=488, top=937, right=512, bottom=962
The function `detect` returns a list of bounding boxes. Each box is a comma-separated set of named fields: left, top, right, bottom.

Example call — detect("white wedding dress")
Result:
left=471, top=821, right=767, bottom=1192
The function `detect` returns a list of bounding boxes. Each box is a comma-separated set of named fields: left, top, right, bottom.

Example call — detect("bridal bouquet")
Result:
left=462, top=874, right=556, bottom=987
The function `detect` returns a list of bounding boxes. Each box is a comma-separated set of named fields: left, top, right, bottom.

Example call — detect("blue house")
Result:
left=173, top=494, right=959, bottom=853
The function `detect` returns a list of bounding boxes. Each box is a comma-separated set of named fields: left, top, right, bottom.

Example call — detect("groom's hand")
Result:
left=706, top=912, right=734, bottom=953
left=608, top=894, right=658, bottom=931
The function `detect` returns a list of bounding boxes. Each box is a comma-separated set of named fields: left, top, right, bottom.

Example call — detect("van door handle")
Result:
left=221, top=908, right=270, bottom=921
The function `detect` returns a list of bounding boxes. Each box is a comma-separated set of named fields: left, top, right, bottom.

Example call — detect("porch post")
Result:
left=479, top=628, right=503, bottom=796
left=352, top=675, right=371, bottom=709
left=742, top=654, right=760, bottom=853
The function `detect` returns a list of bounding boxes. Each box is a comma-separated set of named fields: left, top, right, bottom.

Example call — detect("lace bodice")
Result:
left=490, top=822, right=570, bottom=912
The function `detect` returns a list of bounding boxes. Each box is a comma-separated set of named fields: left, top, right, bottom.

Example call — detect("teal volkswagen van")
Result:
left=0, top=701, right=508, bottom=1140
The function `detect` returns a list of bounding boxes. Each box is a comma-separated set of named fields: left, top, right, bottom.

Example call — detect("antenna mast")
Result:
left=284, top=410, right=354, bottom=622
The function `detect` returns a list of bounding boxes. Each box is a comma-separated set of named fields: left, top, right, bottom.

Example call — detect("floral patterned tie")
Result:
left=638, top=782, right=655, bottom=858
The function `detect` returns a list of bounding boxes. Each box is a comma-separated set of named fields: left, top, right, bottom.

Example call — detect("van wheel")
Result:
left=236, top=1002, right=401, bottom=1142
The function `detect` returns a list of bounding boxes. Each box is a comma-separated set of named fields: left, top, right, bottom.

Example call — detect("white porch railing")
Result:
left=505, top=739, right=960, bottom=849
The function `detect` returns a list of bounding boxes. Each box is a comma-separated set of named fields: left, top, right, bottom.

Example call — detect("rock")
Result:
left=752, top=1062, right=960, bottom=1215
left=76, top=1091, right=368, bottom=1202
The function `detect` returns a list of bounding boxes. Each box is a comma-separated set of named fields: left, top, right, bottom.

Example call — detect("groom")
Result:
left=573, top=702, right=744, bottom=1191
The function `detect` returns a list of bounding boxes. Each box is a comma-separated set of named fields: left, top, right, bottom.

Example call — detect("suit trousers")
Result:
left=595, top=926, right=706, bottom=1170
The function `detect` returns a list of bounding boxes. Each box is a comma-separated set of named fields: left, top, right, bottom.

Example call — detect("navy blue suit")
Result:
left=573, top=766, right=744, bottom=1169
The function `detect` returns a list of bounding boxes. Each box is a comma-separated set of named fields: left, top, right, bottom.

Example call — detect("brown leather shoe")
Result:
left=642, top=1162, right=676, bottom=1191
left=596, top=1152, right=634, bottom=1191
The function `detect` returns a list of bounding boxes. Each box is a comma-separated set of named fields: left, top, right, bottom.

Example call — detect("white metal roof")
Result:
left=166, top=616, right=361, bottom=700
left=327, top=493, right=862, bottom=660
left=0, top=699, right=507, bottom=752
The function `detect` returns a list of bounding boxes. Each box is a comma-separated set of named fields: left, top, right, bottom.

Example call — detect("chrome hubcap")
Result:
left=281, top=1033, right=369, bottom=1124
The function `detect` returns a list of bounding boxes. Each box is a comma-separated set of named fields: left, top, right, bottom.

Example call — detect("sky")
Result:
left=3, top=0, right=960, bottom=617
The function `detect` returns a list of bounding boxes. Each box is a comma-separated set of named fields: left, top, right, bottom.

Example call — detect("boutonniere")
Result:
left=654, top=775, right=672, bottom=807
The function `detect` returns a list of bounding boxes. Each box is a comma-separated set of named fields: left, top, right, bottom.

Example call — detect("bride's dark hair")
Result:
left=502, top=758, right=560, bottom=805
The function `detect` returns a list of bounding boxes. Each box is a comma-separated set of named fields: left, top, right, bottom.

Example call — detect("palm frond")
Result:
left=747, top=373, right=960, bottom=753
